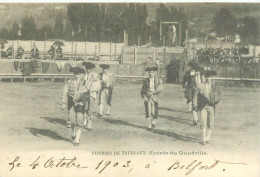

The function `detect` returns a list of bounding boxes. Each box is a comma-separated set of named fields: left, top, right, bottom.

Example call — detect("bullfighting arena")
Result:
left=0, top=81, right=258, bottom=154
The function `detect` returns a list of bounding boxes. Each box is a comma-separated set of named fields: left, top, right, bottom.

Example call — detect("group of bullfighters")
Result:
left=61, top=60, right=220, bottom=146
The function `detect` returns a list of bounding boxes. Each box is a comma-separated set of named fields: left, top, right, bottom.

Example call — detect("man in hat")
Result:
left=141, top=66, right=163, bottom=129
left=6, top=45, right=13, bottom=57
left=56, top=46, right=63, bottom=59
left=61, top=67, right=87, bottom=146
left=197, top=70, right=221, bottom=145
left=16, top=46, right=24, bottom=59
left=192, top=65, right=205, bottom=125
left=143, top=56, right=153, bottom=67
left=82, top=62, right=101, bottom=131
left=98, top=64, right=115, bottom=117
left=182, top=61, right=200, bottom=125
left=31, top=43, right=39, bottom=59
left=48, top=45, right=55, bottom=60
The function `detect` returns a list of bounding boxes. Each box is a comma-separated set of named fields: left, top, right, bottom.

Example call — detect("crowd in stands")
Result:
left=196, top=47, right=259, bottom=65
left=0, top=43, right=63, bottom=60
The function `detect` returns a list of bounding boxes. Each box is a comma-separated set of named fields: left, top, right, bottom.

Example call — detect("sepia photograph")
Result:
left=0, top=1, right=259, bottom=177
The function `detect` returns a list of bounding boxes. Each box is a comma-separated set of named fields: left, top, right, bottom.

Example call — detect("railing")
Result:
left=0, top=73, right=260, bottom=87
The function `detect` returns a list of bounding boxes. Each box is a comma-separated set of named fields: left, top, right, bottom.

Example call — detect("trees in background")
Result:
left=0, top=4, right=258, bottom=46
left=239, top=16, right=259, bottom=44
left=212, top=8, right=237, bottom=37
left=212, top=8, right=259, bottom=44
left=66, top=3, right=148, bottom=44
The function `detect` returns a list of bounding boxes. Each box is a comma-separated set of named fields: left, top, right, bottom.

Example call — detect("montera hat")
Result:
left=69, top=67, right=85, bottom=75
left=82, top=62, right=95, bottom=69
left=100, top=64, right=110, bottom=69
left=188, top=61, right=198, bottom=70
left=145, top=66, right=158, bottom=71
left=201, top=70, right=217, bottom=77
left=195, top=66, right=204, bottom=72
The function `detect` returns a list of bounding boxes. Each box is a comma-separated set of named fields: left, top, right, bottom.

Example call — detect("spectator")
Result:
left=16, top=46, right=24, bottom=59
left=56, top=46, right=63, bottom=59
left=48, top=45, right=55, bottom=60
left=31, top=43, right=39, bottom=59
left=6, top=45, right=13, bottom=57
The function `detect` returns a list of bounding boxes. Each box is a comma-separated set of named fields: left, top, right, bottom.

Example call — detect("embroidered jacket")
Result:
left=141, top=77, right=163, bottom=103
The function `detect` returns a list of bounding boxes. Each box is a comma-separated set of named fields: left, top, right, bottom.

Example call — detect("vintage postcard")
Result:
left=0, top=1, right=259, bottom=177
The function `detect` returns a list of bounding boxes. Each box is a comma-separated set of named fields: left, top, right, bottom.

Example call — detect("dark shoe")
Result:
left=73, top=142, right=79, bottom=146
left=200, top=141, right=206, bottom=145
left=71, top=136, right=76, bottom=141
left=97, top=114, right=102, bottom=117
left=106, top=113, right=111, bottom=116
left=86, top=128, right=93, bottom=131
left=192, top=120, right=198, bottom=126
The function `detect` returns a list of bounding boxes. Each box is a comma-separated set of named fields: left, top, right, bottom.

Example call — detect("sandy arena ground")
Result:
left=0, top=81, right=259, bottom=154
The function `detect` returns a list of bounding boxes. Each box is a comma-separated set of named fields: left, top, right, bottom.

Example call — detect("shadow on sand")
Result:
left=25, top=127, right=71, bottom=142
left=102, top=119, right=198, bottom=143
left=159, top=114, right=193, bottom=126
left=40, top=117, right=67, bottom=126
left=159, top=107, right=188, bottom=114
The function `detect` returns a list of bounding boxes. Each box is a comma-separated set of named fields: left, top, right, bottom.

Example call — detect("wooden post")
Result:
left=163, top=36, right=165, bottom=47
left=149, top=35, right=152, bottom=46
left=253, top=65, right=256, bottom=78
left=75, top=41, right=77, bottom=61
left=85, top=40, right=87, bottom=61
left=31, top=40, right=33, bottom=50
left=110, top=42, right=112, bottom=61
left=239, top=64, right=243, bottom=87
left=124, top=30, right=126, bottom=46
left=179, top=21, right=182, bottom=46
left=254, top=45, right=256, bottom=58
left=94, top=44, right=97, bottom=61
left=99, top=42, right=101, bottom=60
left=124, top=31, right=128, bottom=47
left=121, top=46, right=124, bottom=65
left=130, top=65, right=132, bottom=82
left=153, top=50, right=156, bottom=64
left=226, top=66, right=228, bottom=87
left=71, top=41, right=73, bottom=60
left=44, top=40, right=46, bottom=60
left=145, top=47, right=147, bottom=60
left=138, top=36, right=140, bottom=46
left=163, top=47, right=166, bottom=66
left=134, top=47, right=137, bottom=64
left=12, top=43, right=14, bottom=59
left=159, top=21, right=162, bottom=42
left=114, top=44, right=117, bottom=61
left=126, top=34, right=128, bottom=47
left=185, top=29, right=188, bottom=48
left=193, top=43, right=195, bottom=60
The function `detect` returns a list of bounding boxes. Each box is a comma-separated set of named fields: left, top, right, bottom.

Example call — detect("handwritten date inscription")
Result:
left=8, top=156, right=247, bottom=175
